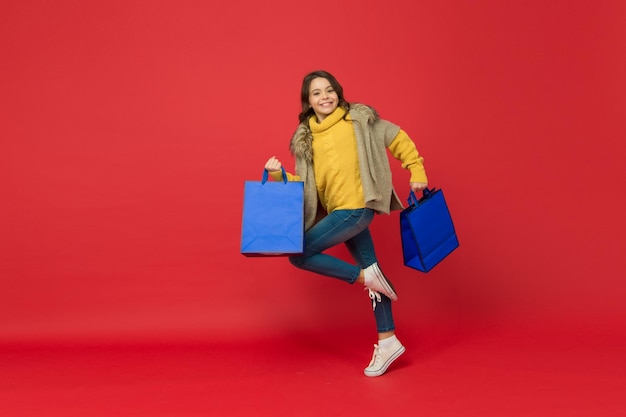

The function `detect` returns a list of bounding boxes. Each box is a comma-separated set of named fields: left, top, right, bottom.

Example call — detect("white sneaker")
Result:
left=364, top=338, right=406, bottom=377
left=363, top=262, right=398, bottom=301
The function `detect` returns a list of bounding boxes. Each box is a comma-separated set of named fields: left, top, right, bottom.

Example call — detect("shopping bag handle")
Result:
left=262, top=167, right=288, bottom=184
left=408, top=188, right=435, bottom=206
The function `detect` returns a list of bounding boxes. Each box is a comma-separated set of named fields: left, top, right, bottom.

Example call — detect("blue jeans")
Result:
left=289, top=209, right=395, bottom=333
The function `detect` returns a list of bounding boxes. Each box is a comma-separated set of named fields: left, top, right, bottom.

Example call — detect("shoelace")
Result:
left=367, top=288, right=382, bottom=310
left=368, top=344, right=382, bottom=367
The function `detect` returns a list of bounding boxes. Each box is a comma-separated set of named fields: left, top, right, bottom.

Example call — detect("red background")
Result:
left=2, top=0, right=625, bottom=342
left=2, top=2, right=626, bottom=416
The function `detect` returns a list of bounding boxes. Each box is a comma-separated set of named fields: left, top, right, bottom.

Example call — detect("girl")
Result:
left=265, top=70, right=428, bottom=377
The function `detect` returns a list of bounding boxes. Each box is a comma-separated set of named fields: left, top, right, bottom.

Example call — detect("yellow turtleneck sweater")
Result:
left=272, top=107, right=427, bottom=213
left=309, top=107, right=365, bottom=212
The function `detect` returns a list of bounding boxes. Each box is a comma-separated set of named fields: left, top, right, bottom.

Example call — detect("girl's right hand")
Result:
left=264, top=156, right=282, bottom=172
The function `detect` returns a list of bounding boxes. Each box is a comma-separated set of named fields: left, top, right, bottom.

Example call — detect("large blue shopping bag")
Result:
left=400, top=188, right=459, bottom=272
left=240, top=168, right=304, bottom=256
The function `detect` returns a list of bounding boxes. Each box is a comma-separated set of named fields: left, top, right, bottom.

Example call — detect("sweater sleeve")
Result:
left=387, top=129, right=428, bottom=183
left=269, top=170, right=301, bottom=182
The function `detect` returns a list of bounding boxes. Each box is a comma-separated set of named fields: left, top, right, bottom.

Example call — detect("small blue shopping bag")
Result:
left=400, top=188, right=459, bottom=272
left=240, top=168, right=304, bottom=256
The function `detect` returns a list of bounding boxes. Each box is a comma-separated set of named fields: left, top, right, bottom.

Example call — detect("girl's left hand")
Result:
left=410, top=182, right=428, bottom=194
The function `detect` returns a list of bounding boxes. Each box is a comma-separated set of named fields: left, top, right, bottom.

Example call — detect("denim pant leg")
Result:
left=289, top=209, right=374, bottom=283
left=289, top=208, right=395, bottom=334
left=345, top=229, right=396, bottom=333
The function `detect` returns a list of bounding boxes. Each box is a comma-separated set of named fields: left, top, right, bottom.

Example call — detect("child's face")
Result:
left=308, top=77, right=339, bottom=122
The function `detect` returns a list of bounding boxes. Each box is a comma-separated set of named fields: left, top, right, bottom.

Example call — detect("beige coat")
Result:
left=290, top=103, right=406, bottom=230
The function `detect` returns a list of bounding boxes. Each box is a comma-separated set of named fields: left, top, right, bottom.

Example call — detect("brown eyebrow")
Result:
left=310, top=87, right=333, bottom=93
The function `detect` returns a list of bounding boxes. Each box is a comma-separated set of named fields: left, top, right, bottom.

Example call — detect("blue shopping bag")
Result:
left=240, top=168, right=304, bottom=256
left=400, top=188, right=459, bottom=272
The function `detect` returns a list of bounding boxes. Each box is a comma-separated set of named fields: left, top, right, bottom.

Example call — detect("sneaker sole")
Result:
left=372, top=265, right=398, bottom=301
left=363, top=345, right=406, bottom=377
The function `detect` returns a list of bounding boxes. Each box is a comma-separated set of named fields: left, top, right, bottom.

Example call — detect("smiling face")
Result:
left=308, top=77, right=339, bottom=122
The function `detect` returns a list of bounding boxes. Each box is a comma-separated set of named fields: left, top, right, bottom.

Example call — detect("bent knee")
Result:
left=289, top=255, right=304, bottom=268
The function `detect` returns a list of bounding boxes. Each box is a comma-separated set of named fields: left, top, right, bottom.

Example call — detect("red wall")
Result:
left=2, top=0, right=625, bottom=342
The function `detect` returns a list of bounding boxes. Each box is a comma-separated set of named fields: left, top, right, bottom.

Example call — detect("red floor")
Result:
left=1, top=322, right=624, bottom=417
